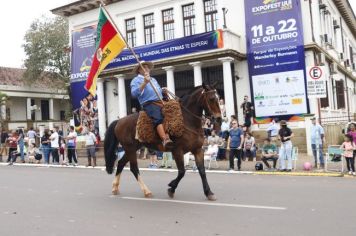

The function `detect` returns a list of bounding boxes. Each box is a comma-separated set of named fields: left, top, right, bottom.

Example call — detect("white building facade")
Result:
left=0, top=67, right=71, bottom=131
left=52, top=0, right=356, bottom=142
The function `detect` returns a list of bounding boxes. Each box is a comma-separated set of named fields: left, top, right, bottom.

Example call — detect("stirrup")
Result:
left=163, top=138, right=174, bottom=149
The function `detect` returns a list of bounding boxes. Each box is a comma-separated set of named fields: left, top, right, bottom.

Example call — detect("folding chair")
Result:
left=325, top=145, right=344, bottom=172
left=204, top=151, right=219, bottom=169
left=291, top=146, right=298, bottom=171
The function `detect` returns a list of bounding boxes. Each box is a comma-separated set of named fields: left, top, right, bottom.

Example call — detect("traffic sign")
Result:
left=306, top=66, right=327, bottom=98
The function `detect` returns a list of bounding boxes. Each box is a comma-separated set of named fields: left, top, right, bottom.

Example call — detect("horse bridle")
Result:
left=164, top=88, right=219, bottom=136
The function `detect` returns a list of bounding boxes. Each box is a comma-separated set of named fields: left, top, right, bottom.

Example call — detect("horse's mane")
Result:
left=180, top=86, right=203, bottom=103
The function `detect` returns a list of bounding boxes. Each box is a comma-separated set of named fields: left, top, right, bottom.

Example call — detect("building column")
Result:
left=0, top=98, right=6, bottom=121
left=162, top=66, right=175, bottom=93
left=26, top=98, right=32, bottom=120
left=219, top=57, right=235, bottom=119
left=49, top=98, right=54, bottom=120
left=97, top=79, right=107, bottom=140
left=116, top=74, right=127, bottom=118
left=189, top=62, right=203, bottom=87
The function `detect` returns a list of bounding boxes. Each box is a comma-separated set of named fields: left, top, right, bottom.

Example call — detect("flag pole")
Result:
left=99, top=1, right=164, bottom=104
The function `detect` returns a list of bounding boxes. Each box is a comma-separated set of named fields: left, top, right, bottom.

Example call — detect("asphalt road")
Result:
left=0, top=165, right=355, bottom=236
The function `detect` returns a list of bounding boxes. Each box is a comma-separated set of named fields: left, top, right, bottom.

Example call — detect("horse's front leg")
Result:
left=129, top=157, right=153, bottom=198
left=193, top=148, right=216, bottom=201
left=167, top=150, right=185, bottom=198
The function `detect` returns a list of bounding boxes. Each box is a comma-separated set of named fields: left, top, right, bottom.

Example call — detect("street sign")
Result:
left=307, top=66, right=327, bottom=98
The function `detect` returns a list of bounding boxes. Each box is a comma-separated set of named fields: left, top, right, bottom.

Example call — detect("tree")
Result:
left=23, top=16, right=70, bottom=82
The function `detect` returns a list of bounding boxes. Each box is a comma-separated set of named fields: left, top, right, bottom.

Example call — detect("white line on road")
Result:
left=120, top=197, right=287, bottom=211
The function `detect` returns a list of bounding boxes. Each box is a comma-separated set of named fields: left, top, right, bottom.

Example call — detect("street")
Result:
left=1, top=165, right=356, bottom=236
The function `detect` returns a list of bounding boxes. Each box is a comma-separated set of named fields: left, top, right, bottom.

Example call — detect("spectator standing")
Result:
left=0, top=128, right=9, bottom=162
left=266, top=119, right=279, bottom=143
left=261, top=138, right=278, bottom=170
left=220, top=117, right=230, bottom=140
left=50, top=127, right=60, bottom=164
left=160, top=152, right=173, bottom=168
left=148, top=149, right=158, bottom=169
left=203, top=118, right=213, bottom=137
left=278, top=120, right=294, bottom=172
left=7, top=131, right=18, bottom=164
left=41, top=130, right=51, bottom=164
left=17, top=129, right=25, bottom=163
left=310, top=117, right=325, bottom=169
left=240, top=95, right=254, bottom=128
left=219, top=99, right=226, bottom=117
left=84, top=129, right=97, bottom=167
left=66, top=126, right=78, bottom=166
left=347, top=123, right=356, bottom=159
left=227, top=120, right=244, bottom=171
left=27, top=127, right=37, bottom=145
left=340, top=134, right=355, bottom=175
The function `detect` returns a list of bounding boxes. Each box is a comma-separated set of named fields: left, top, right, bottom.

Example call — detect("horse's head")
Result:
left=199, top=82, right=222, bottom=122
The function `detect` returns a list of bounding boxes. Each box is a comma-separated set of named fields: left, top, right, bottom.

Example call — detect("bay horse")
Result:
left=104, top=84, right=222, bottom=200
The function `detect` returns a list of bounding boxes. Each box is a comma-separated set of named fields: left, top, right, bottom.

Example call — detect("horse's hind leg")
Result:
left=193, top=148, right=216, bottom=201
left=112, top=154, right=129, bottom=195
left=129, top=154, right=153, bottom=198
left=167, top=150, right=185, bottom=198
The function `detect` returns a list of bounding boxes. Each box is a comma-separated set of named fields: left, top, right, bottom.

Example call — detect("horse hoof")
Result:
left=207, top=194, right=217, bottom=201
left=112, top=189, right=120, bottom=195
left=167, top=189, right=175, bottom=198
left=144, top=192, right=153, bottom=198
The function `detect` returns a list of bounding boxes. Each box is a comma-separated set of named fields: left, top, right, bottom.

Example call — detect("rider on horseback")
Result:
left=130, top=61, right=174, bottom=149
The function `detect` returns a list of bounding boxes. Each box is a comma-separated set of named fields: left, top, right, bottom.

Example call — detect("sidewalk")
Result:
left=0, top=153, right=350, bottom=177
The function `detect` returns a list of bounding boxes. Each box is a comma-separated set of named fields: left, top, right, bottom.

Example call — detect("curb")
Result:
left=253, top=171, right=344, bottom=177
left=0, top=163, right=350, bottom=178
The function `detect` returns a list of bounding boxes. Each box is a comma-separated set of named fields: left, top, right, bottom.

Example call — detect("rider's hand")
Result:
left=162, top=87, right=168, bottom=93
left=144, top=71, right=150, bottom=83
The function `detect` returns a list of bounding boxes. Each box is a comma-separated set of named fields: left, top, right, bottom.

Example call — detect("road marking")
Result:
left=120, top=197, right=286, bottom=211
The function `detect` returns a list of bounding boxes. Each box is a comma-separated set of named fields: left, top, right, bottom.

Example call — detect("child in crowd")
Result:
left=340, top=134, right=355, bottom=175
left=59, top=139, right=66, bottom=165
left=148, top=149, right=158, bottom=169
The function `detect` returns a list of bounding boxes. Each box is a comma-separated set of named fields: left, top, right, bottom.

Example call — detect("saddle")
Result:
left=136, top=100, right=184, bottom=143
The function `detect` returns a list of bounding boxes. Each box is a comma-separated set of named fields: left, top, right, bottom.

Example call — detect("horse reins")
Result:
left=164, top=88, right=218, bottom=137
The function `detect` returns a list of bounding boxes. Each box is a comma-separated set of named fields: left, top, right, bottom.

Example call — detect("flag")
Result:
left=85, top=7, right=126, bottom=95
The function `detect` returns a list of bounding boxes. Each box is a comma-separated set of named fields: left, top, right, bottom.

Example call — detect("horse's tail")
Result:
left=104, top=120, right=119, bottom=174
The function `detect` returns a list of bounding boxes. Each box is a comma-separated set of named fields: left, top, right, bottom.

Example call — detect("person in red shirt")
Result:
left=7, top=131, right=18, bottom=164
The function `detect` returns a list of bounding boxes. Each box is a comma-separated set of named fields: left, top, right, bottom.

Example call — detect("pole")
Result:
left=99, top=1, right=164, bottom=104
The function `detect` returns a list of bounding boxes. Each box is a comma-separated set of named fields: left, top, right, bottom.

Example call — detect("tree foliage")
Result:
left=23, top=16, right=70, bottom=82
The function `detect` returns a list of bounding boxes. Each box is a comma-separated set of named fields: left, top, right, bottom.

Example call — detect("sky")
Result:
left=0, top=0, right=355, bottom=69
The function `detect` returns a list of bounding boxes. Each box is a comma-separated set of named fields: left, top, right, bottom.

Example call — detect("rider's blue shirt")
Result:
left=130, top=74, right=163, bottom=105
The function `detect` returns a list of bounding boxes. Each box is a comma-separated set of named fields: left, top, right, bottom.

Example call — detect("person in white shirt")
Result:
left=27, top=127, right=37, bottom=145
left=266, top=119, right=279, bottom=143
left=84, top=129, right=97, bottom=167
left=220, top=117, right=230, bottom=140
left=49, top=127, right=60, bottom=164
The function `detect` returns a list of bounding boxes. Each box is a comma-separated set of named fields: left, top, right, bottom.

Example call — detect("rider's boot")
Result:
left=156, top=124, right=174, bottom=150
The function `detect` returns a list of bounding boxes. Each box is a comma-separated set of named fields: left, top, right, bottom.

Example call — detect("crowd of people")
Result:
left=1, top=94, right=355, bottom=173
left=0, top=125, right=101, bottom=167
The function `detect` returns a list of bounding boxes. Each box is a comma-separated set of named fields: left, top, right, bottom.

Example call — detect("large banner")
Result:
left=70, top=26, right=96, bottom=110
left=245, top=0, right=308, bottom=122
left=70, top=26, right=98, bottom=132
left=106, top=30, right=223, bottom=69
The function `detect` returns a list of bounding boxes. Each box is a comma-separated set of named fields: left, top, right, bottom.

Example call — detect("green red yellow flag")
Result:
left=85, top=7, right=126, bottom=95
